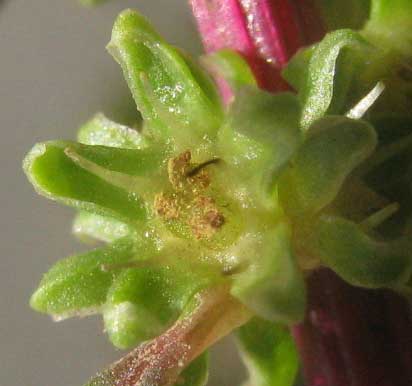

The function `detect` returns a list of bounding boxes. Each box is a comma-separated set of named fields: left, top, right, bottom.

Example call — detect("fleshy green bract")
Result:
left=24, top=4, right=412, bottom=386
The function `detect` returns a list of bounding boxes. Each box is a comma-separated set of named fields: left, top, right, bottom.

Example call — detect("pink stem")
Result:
left=190, top=0, right=324, bottom=92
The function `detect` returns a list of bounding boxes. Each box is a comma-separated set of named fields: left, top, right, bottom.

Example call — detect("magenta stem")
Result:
left=190, top=0, right=324, bottom=92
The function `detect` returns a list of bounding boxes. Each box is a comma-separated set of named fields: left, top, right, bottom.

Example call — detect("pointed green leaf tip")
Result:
left=311, top=216, right=412, bottom=289
left=279, top=116, right=377, bottom=217
left=22, top=140, right=161, bottom=223
left=108, top=9, right=223, bottom=146
left=30, top=238, right=135, bottom=318
left=237, top=318, right=298, bottom=386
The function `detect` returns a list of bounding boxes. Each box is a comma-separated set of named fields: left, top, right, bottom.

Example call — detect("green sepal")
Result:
left=73, top=211, right=132, bottom=244
left=75, top=114, right=150, bottom=245
left=219, top=87, right=301, bottom=201
left=77, top=113, right=146, bottom=149
left=236, top=317, right=298, bottom=386
left=279, top=116, right=377, bottom=217
left=108, top=10, right=222, bottom=145
left=230, top=222, right=306, bottom=324
left=311, top=215, right=412, bottom=288
left=363, top=0, right=412, bottom=56
left=23, top=141, right=147, bottom=223
left=202, top=49, right=257, bottom=90
left=178, top=353, right=209, bottom=386
left=65, top=141, right=163, bottom=177
left=104, top=262, right=216, bottom=348
left=290, top=29, right=371, bottom=129
left=30, top=238, right=136, bottom=318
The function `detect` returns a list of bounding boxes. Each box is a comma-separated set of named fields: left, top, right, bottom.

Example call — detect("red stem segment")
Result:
left=293, top=269, right=412, bottom=386
left=190, top=1, right=412, bottom=385
left=190, top=0, right=324, bottom=92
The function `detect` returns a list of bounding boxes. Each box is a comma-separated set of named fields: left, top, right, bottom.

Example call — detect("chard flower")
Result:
left=24, top=1, right=412, bottom=385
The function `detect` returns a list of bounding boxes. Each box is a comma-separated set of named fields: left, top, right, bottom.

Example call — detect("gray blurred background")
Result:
left=0, top=1, right=246, bottom=384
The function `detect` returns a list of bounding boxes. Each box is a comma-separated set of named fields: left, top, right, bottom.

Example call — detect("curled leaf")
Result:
left=23, top=141, right=148, bottom=223
left=279, top=116, right=377, bottom=217
left=286, top=29, right=371, bottom=128
left=108, top=10, right=222, bottom=145
left=311, top=215, right=412, bottom=288
left=30, top=238, right=136, bottom=319
left=65, top=141, right=163, bottom=177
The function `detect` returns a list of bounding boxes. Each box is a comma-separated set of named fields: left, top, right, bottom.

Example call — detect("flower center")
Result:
left=154, top=151, right=225, bottom=239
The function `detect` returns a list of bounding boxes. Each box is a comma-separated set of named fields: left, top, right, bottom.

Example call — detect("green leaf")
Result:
left=30, top=238, right=135, bottom=318
left=230, top=222, right=306, bottom=324
left=219, top=87, right=301, bottom=201
left=23, top=141, right=148, bottom=223
left=73, top=211, right=132, bottom=244
left=202, top=49, right=257, bottom=89
left=77, top=113, right=146, bottom=149
left=282, top=45, right=315, bottom=92
left=108, top=10, right=222, bottom=145
left=363, top=0, right=412, bottom=56
left=295, top=29, right=371, bottom=128
left=236, top=318, right=298, bottom=386
left=175, top=353, right=209, bottom=386
left=279, top=116, right=377, bottom=217
left=104, top=262, right=215, bottom=348
left=311, top=215, right=412, bottom=288
left=65, top=141, right=163, bottom=177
